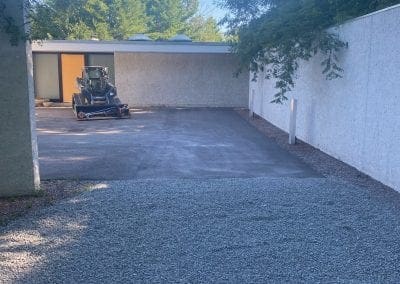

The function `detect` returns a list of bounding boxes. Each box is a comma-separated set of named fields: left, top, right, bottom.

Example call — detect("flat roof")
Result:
left=31, top=40, right=232, bottom=54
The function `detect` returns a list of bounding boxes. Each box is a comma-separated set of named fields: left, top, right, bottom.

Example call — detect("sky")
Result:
left=198, top=0, right=227, bottom=21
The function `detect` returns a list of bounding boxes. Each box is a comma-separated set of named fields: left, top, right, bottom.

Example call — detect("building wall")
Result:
left=115, top=52, right=249, bottom=107
left=249, top=5, right=400, bottom=191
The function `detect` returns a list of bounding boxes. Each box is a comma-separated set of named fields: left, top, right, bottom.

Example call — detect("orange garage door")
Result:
left=61, top=54, right=85, bottom=103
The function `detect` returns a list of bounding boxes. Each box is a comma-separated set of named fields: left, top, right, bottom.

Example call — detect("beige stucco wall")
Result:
left=114, top=52, right=249, bottom=107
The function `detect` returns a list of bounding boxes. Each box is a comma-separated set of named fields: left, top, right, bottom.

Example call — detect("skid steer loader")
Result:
left=72, top=66, right=130, bottom=120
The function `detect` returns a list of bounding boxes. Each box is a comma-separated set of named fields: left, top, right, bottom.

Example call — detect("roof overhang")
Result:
left=31, top=40, right=232, bottom=54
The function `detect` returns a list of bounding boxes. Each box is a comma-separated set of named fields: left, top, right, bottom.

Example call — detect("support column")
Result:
left=0, top=0, right=40, bottom=196
left=289, top=98, right=298, bottom=145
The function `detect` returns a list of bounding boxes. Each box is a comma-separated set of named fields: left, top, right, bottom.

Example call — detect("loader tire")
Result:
left=77, top=111, right=87, bottom=120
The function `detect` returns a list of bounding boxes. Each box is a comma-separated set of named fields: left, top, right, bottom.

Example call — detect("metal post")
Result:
left=289, top=98, right=298, bottom=145
left=249, top=89, right=255, bottom=118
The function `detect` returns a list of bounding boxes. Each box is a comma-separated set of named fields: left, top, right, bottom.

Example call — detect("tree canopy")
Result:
left=1, top=0, right=223, bottom=42
left=31, top=0, right=222, bottom=41
left=217, top=0, right=400, bottom=103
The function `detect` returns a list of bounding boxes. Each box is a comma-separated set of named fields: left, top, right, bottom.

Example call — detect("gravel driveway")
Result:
left=1, top=177, right=400, bottom=283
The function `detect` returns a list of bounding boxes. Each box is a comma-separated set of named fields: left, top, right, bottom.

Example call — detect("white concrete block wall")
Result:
left=115, top=52, right=249, bottom=107
left=250, top=5, right=400, bottom=191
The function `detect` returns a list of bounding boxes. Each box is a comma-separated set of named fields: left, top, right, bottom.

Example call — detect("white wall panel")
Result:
left=250, top=5, right=400, bottom=191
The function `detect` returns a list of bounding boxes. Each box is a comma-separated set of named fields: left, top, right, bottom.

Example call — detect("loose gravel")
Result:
left=0, top=181, right=92, bottom=227
left=1, top=177, right=400, bottom=283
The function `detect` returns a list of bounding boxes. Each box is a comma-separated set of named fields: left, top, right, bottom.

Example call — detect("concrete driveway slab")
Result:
left=36, top=108, right=318, bottom=180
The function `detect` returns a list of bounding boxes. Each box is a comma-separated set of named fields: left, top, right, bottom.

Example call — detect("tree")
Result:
left=145, top=0, right=198, bottom=39
left=31, top=0, right=113, bottom=40
left=218, top=0, right=400, bottom=103
left=106, top=0, right=148, bottom=40
left=186, top=15, right=222, bottom=42
left=1, top=0, right=224, bottom=43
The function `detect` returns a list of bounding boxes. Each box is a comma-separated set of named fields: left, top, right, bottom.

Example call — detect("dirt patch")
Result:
left=0, top=180, right=92, bottom=226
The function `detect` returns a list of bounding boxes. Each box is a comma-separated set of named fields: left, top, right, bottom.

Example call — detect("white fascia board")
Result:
left=31, top=40, right=232, bottom=54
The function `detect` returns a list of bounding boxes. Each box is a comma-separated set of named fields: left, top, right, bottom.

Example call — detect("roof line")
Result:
left=33, top=39, right=231, bottom=47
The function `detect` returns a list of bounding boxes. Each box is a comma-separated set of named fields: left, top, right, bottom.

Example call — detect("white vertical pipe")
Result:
left=249, top=89, right=255, bottom=118
left=289, top=98, right=298, bottom=145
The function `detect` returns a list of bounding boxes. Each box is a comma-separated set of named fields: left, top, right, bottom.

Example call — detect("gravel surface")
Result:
left=1, top=177, right=400, bottom=283
left=0, top=181, right=92, bottom=226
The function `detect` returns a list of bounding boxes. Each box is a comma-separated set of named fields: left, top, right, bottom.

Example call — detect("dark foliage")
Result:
left=218, top=0, right=400, bottom=103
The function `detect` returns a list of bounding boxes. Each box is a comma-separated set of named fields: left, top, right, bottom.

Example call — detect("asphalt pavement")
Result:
left=36, top=108, right=318, bottom=180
